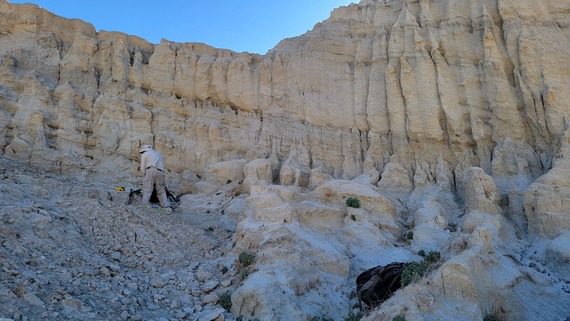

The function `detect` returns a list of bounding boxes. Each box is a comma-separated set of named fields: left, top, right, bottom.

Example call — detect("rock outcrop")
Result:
left=2, top=0, right=569, bottom=185
left=1, top=0, right=570, bottom=320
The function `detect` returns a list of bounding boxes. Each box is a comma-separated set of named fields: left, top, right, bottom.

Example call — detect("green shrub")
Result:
left=238, top=251, right=255, bottom=267
left=346, top=197, right=361, bottom=208
left=401, top=251, right=441, bottom=287
left=218, top=291, right=232, bottom=311
left=392, top=315, right=406, bottom=321
left=483, top=315, right=501, bottom=321
left=425, top=251, right=441, bottom=263
left=220, top=266, right=229, bottom=274
left=401, top=261, right=426, bottom=286
left=345, top=311, right=363, bottom=321
left=406, top=231, right=414, bottom=240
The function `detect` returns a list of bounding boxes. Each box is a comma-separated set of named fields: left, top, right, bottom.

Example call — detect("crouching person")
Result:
left=137, top=144, right=174, bottom=210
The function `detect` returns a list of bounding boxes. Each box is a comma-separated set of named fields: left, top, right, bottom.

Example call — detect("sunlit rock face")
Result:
left=4, top=0, right=567, bottom=232
left=1, top=0, right=568, bottom=184
left=1, top=1, right=570, bottom=319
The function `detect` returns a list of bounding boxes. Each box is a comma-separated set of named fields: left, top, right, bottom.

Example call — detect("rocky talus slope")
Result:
left=1, top=0, right=569, bottom=320
left=0, top=157, right=242, bottom=321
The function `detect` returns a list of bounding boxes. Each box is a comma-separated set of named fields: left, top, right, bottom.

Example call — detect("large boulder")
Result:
left=377, top=161, right=413, bottom=197
left=410, top=199, right=450, bottom=253
left=545, top=231, right=570, bottom=279
left=242, top=158, right=275, bottom=192
left=463, top=167, right=501, bottom=215
left=524, top=130, right=570, bottom=238
left=205, top=159, right=247, bottom=185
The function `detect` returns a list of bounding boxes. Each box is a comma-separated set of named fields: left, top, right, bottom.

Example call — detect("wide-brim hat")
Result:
left=139, top=144, right=153, bottom=153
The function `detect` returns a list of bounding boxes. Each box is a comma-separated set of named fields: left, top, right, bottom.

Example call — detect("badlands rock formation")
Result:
left=1, top=0, right=570, bottom=320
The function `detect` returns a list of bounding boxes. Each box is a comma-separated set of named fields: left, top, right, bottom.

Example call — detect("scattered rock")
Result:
left=201, top=280, right=220, bottom=293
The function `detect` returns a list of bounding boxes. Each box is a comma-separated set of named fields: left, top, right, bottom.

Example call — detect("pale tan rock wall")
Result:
left=0, top=0, right=569, bottom=188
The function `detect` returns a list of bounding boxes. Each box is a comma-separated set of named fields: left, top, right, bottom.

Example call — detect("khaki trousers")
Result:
left=142, top=167, right=170, bottom=208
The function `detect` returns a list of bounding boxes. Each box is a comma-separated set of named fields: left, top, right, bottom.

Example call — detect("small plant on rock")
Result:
left=393, top=315, right=406, bottom=321
left=424, top=251, right=441, bottom=263
left=401, top=261, right=426, bottom=286
left=238, top=251, right=255, bottom=268
left=218, top=291, right=232, bottom=311
left=346, top=197, right=361, bottom=209
left=345, top=311, right=363, bottom=321
left=401, top=250, right=441, bottom=287
left=483, top=315, right=502, bottom=321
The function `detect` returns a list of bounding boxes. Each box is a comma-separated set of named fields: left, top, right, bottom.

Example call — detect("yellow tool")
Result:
left=115, top=186, right=125, bottom=191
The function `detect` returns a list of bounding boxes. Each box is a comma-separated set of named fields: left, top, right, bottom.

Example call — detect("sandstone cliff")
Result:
left=2, top=0, right=568, bottom=183
left=1, top=0, right=569, bottom=320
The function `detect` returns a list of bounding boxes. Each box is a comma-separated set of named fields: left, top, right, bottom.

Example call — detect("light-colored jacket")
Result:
left=140, top=149, right=165, bottom=173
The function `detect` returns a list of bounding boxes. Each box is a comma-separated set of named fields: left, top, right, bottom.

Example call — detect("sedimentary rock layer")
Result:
left=1, top=0, right=568, bottom=181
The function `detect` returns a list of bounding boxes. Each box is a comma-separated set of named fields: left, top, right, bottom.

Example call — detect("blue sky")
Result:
left=9, top=0, right=355, bottom=54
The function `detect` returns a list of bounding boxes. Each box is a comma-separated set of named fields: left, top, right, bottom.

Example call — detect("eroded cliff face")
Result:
left=1, top=0, right=567, bottom=176
left=2, top=0, right=568, bottom=233
left=1, top=1, right=570, bottom=320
